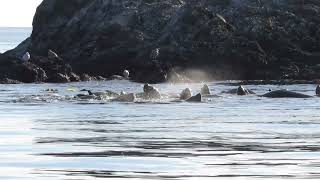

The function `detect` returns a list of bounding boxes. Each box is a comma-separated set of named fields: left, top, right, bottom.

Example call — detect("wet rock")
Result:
left=69, top=72, right=81, bottom=82
left=49, top=73, right=70, bottom=83
left=80, top=74, right=93, bottom=81
left=48, top=49, right=59, bottom=59
left=187, top=93, right=202, bottom=102
left=0, top=78, right=21, bottom=84
left=29, top=55, right=73, bottom=83
left=0, top=55, right=48, bottom=83
left=96, top=76, right=106, bottom=81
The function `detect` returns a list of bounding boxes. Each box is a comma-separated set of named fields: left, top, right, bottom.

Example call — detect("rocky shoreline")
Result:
left=1, top=0, right=320, bottom=84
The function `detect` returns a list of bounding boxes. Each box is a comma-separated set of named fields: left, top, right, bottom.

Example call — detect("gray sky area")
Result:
left=0, top=0, right=42, bottom=27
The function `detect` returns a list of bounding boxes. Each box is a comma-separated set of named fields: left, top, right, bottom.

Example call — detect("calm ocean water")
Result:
left=1, top=28, right=320, bottom=180
left=0, top=27, right=32, bottom=53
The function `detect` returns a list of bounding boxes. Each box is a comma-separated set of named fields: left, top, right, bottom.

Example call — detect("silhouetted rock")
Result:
left=0, top=55, right=48, bottom=83
left=2, top=0, right=320, bottom=83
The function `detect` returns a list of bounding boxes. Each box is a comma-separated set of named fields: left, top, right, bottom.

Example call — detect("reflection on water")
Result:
left=0, top=81, right=320, bottom=180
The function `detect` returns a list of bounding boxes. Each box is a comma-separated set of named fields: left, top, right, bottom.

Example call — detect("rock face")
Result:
left=2, top=0, right=320, bottom=83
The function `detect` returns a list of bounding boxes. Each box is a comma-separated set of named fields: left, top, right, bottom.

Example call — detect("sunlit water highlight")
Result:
left=0, top=81, right=320, bottom=180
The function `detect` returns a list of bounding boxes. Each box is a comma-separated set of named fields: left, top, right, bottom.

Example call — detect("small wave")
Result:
left=12, top=94, right=72, bottom=103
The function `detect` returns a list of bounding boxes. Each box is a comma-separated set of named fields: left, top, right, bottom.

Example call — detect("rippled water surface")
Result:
left=0, top=27, right=31, bottom=53
left=0, top=81, right=320, bottom=180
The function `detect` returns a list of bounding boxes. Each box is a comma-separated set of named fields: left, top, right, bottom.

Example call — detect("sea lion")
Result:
left=75, top=90, right=96, bottom=100
left=105, top=90, right=120, bottom=97
left=85, top=89, right=120, bottom=99
left=143, top=84, right=161, bottom=99
left=109, top=75, right=125, bottom=80
left=180, top=88, right=192, bottom=100
left=237, top=85, right=251, bottom=95
left=113, top=93, right=135, bottom=102
left=222, top=86, right=255, bottom=95
left=200, top=84, right=210, bottom=95
left=22, top=52, right=30, bottom=62
left=186, top=93, right=202, bottom=102
left=45, top=89, right=58, bottom=93
left=316, top=85, right=320, bottom=96
left=261, top=90, right=312, bottom=98
left=109, top=70, right=130, bottom=80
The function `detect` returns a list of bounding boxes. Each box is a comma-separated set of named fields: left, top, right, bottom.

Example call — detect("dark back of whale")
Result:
left=262, top=90, right=312, bottom=98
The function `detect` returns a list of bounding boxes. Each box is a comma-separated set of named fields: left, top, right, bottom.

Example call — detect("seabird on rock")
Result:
left=123, top=70, right=130, bottom=79
left=22, top=52, right=30, bottom=62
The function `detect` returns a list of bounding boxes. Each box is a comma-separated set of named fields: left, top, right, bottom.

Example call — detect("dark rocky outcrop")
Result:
left=0, top=55, right=47, bottom=83
left=1, top=0, right=320, bottom=83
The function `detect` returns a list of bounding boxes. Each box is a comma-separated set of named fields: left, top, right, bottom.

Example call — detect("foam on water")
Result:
left=0, top=81, right=320, bottom=179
